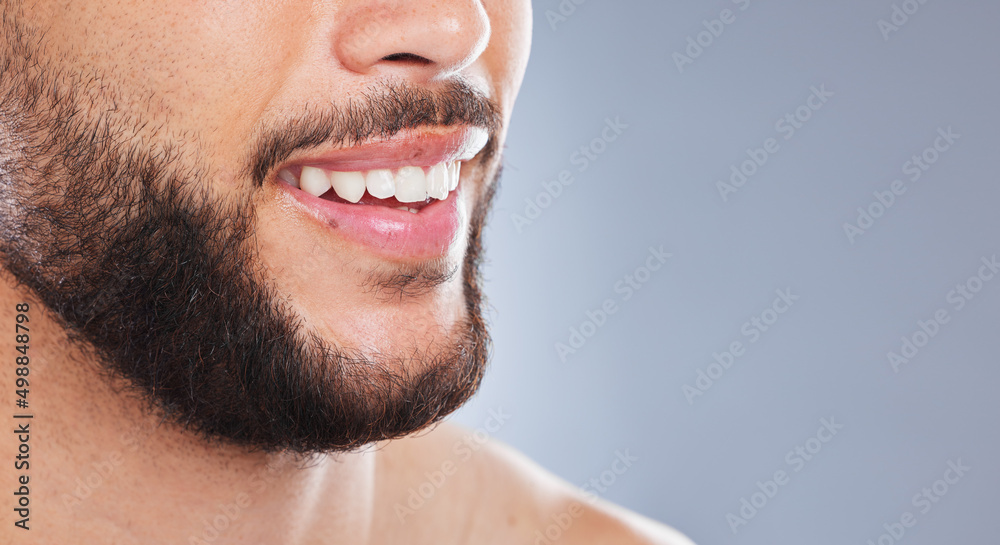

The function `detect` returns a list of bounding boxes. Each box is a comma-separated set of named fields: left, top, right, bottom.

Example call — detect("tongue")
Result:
left=319, top=190, right=432, bottom=210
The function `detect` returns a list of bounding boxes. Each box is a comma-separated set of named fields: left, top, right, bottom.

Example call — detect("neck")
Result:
left=0, top=272, right=376, bottom=545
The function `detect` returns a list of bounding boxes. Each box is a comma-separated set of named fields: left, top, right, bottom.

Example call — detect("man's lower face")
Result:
left=0, top=8, right=500, bottom=454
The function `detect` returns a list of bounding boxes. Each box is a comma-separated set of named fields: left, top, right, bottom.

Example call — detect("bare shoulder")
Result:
left=373, top=420, right=696, bottom=545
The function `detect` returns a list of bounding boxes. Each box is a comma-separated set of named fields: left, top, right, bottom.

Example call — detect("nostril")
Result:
left=381, top=52, right=433, bottom=65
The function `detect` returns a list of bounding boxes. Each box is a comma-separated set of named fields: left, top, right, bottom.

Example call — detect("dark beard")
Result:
left=0, top=9, right=499, bottom=454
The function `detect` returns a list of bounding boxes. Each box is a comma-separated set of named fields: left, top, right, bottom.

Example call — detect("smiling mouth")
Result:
left=271, top=126, right=490, bottom=260
left=277, top=161, right=461, bottom=214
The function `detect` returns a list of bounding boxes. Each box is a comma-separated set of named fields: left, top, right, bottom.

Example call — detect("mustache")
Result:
left=244, top=79, right=502, bottom=187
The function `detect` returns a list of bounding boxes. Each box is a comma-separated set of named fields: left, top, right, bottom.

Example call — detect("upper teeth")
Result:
left=279, top=161, right=461, bottom=203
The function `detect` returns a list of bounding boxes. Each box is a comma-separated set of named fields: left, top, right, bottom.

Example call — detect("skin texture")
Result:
left=0, top=0, right=695, bottom=543
left=0, top=0, right=503, bottom=453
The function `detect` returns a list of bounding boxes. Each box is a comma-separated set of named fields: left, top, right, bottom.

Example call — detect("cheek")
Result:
left=482, top=0, right=533, bottom=115
left=167, top=2, right=307, bottom=143
left=33, top=0, right=304, bottom=164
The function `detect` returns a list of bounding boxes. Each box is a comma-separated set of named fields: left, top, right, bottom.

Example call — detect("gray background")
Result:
left=452, top=0, right=999, bottom=543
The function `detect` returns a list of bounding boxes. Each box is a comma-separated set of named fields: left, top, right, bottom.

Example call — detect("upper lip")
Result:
left=276, top=125, right=490, bottom=174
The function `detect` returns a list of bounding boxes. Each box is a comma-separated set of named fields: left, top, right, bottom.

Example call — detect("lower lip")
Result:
left=276, top=180, right=462, bottom=261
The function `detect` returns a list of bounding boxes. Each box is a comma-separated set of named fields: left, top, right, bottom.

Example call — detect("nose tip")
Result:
left=334, top=1, right=491, bottom=81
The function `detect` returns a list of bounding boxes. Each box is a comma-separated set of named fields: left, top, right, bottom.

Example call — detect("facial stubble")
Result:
left=0, top=12, right=499, bottom=455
